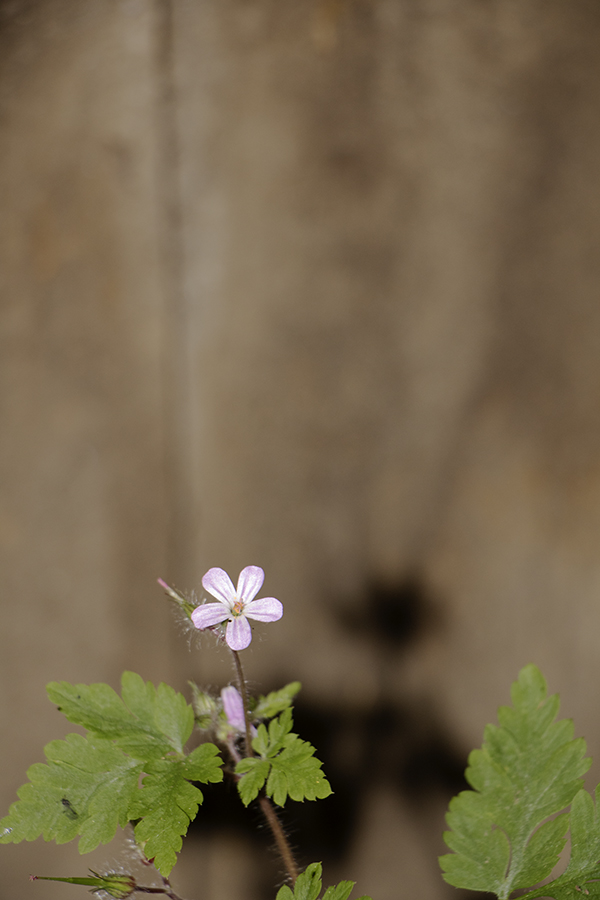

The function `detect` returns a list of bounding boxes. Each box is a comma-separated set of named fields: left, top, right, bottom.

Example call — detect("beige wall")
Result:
left=2, top=1, right=600, bottom=899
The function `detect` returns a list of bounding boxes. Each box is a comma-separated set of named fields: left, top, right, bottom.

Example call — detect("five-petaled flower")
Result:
left=191, top=566, right=283, bottom=651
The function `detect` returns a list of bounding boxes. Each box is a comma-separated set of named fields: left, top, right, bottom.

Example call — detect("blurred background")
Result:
left=2, top=0, right=600, bottom=897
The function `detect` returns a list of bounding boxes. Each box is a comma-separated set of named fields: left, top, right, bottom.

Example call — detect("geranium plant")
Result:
left=0, top=567, right=371, bottom=900
left=3, top=566, right=596, bottom=900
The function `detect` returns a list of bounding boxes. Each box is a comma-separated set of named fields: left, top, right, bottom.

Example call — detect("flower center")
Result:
left=231, top=598, right=245, bottom=617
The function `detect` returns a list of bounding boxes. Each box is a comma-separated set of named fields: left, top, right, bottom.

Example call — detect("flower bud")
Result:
left=189, top=681, right=217, bottom=729
left=30, top=872, right=136, bottom=899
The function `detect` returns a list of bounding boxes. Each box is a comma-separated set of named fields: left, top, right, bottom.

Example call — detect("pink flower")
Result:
left=221, top=685, right=246, bottom=732
left=191, top=566, right=283, bottom=651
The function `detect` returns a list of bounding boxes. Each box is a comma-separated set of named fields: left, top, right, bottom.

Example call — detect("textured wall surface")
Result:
left=2, top=1, right=600, bottom=899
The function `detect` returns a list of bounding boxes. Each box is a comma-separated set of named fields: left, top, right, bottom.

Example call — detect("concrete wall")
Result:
left=2, top=1, right=600, bottom=898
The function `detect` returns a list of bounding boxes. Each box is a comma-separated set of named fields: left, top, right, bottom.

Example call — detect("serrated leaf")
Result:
left=237, top=711, right=331, bottom=807
left=519, top=788, right=600, bottom=900
left=236, top=758, right=271, bottom=806
left=293, top=863, right=323, bottom=900
left=251, top=709, right=293, bottom=759
left=253, top=682, right=302, bottom=720
left=267, top=734, right=332, bottom=806
left=439, top=664, right=590, bottom=899
left=182, top=743, right=224, bottom=783
left=252, top=724, right=270, bottom=759
left=322, top=880, right=355, bottom=900
left=0, top=734, right=142, bottom=853
left=130, top=754, right=216, bottom=877
left=47, top=673, right=194, bottom=758
left=266, top=708, right=294, bottom=756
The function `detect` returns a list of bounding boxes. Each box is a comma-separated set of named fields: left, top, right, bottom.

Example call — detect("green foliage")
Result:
left=129, top=746, right=222, bottom=875
left=0, top=734, right=142, bottom=852
left=275, top=863, right=372, bottom=900
left=253, top=682, right=302, bottom=720
left=440, top=664, right=592, bottom=900
left=519, top=788, right=600, bottom=900
left=46, top=672, right=194, bottom=758
left=235, top=709, right=332, bottom=807
left=0, top=675, right=223, bottom=877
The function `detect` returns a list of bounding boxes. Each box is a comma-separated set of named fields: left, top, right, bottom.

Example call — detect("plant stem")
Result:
left=137, top=887, right=187, bottom=899
left=230, top=649, right=299, bottom=885
left=258, top=794, right=299, bottom=884
left=231, top=650, right=254, bottom=758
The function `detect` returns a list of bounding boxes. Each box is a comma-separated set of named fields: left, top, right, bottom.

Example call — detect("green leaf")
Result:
left=322, top=881, right=355, bottom=900
left=46, top=673, right=195, bottom=758
left=267, top=734, right=333, bottom=806
left=129, top=744, right=222, bottom=876
left=252, top=724, right=270, bottom=759
left=276, top=887, right=295, bottom=900
left=275, top=864, right=370, bottom=900
left=250, top=709, right=294, bottom=760
left=236, top=758, right=271, bottom=807
left=439, top=664, right=590, bottom=899
left=182, top=743, right=224, bottom=784
left=130, top=750, right=222, bottom=877
left=0, top=734, right=142, bottom=853
left=293, top=863, right=323, bottom=900
left=236, top=711, right=332, bottom=807
left=519, top=787, right=600, bottom=900
left=253, top=682, right=302, bottom=720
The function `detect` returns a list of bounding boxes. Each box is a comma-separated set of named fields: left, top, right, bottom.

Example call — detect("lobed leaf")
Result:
left=440, top=665, right=590, bottom=899
left=519, top=788, right=600, bottom=900
left=267, top=735, right=332, bottom=806
left=1, top=674, right=223, bottom=877
left=236, top=758, right=271, bottom=807
left=130, top=751, right=222, bottom=877
left=236, top=711, right=331, bottom=807
left=275, top=864, right=371, bottom=900
left=253, top=682, right=302, bottom=721
left=0, top=734, right=142, bottom=853
left=293, top=863, right=323, bottom=900
left=322, top=881, right=355, bottom=900
left=47, top=673, right=194, bottom=758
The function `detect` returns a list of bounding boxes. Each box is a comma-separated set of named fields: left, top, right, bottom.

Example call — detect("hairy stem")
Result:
left=258, top=794, right=300, bottom=884
left=231, top=650, right=254, bottom=758
left=231, top=649, right=299, bottom=885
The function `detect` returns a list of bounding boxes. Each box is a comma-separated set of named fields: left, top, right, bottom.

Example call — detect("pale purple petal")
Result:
left=221, top=686, right=245, bottom=731
left=243, top=597, right=283, bottom=623
left=226, top=616, right=252, bottom=651
left=191, top=601, right=229, bottom=630
left=236, top=566, right=264, bottom=604
left=202, top=568, right=236, bottom=606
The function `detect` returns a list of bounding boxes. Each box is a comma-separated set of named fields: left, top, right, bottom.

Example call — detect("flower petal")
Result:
left=236, top=566, right=265, bottom=604
left=191, top=602, right=229, bottom=630
left=221, top=686, right=246, bottom=731
left=243, top=597, right=283, bottom=623
left=202, top=568, right=236, bottom=606
left=226, top=616, right=252, bottom=651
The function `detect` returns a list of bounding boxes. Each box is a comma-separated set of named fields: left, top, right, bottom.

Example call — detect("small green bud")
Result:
left=189, top=681, right=217, bottom=729
left=31, top=872, right=136, bottom=898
